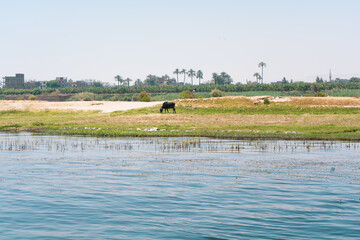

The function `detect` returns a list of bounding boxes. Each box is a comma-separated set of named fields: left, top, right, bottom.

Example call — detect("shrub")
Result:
left=210, top=88, right=225, bottom=97
left=32, top=89, right=42, bottom=95
left=263, top=97, right=270, bottom=104
left=110, top=95, right=122, bottom=101
left=68, top=92, right=95, bottom=101
left=28, top=95, right=37, bottom=101
left=315, top=92, right=326, bottom=97
left=180, top=90, right=195, bottom=99
left=132, top=94, right=139, bottom=101
left=138, top=91, right=151, bottom=102
left=197, top=95, right=204, bottom=99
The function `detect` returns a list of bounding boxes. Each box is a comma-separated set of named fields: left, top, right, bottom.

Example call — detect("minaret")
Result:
left=329, top=69, right=332, bottom=82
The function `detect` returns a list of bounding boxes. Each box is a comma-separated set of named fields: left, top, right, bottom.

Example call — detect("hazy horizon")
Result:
left=1, top=0, right=359, bottom=85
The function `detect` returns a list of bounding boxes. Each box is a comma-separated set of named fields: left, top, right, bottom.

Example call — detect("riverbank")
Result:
left=1, top=96, right=360, bottom=140
left=0, top=100, right=163, bottom=113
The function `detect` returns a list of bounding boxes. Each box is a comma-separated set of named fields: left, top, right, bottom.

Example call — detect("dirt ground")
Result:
left=0, top=100, right=163, bottom=113
left=1, top=96, right=360, bottom=113
left=175, top=96, right=360, bottom=107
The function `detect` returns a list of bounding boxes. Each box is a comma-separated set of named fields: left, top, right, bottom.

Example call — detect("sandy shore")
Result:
left=0, top=100, right=163, bottom=113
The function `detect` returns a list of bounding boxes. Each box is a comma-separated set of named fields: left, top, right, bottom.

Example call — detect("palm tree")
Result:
left=253, top=73, right=261, bottom=83
left=173, top=69, right=180, bottom=83
left=212, top=73, right=219, bottom=85
left=258, top=62, right=266, bottom=84
left=134, top=79, right=143, bottom=86
left=145, top=75, right=156, bottom=86
left=124, top=78, right=132, bottom=87
left=187, top=69, right=196, bottom=85
left=196, top=70, right=203, bottom=85
left=114, top=75, right=123, bottom=86
left=180, top=69, right=186, bottom=84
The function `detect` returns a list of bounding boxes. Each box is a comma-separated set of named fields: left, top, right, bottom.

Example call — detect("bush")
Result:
left=210, top=88, right=225, bottom=97
left=138, top=91, right=151, bottom=102
left=132, top=94, right=139, bottom=101
left=32, top=89, right=42, bottom=95
left=28, top=95, right=37, bottom=100
left=110, top=95, right=122, bottom=101
left=68, top=92, right=95, bottom=101
left=315, top=92, right=326, bottom=97
left=263, top=97, right=270, bottom=104
left=180, top=90, right=195, bottom=99
left=197, top=95, right=204, bottom=99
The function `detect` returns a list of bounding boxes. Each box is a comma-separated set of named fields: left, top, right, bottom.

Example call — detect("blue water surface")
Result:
left=0, top=133, right=359, bottom=239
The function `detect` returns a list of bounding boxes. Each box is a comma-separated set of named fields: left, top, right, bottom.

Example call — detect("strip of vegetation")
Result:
left=32, top=126, right=360, bottom=141
left=1, top=79, right=360, bottom=96
left=1, top=103, right=360, bottom=140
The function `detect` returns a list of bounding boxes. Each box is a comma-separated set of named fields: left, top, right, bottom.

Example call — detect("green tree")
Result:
left=196, top=70, right=203, bottom=85
left=134, top=79, right=143, bottom=86
left=282, top=77, right=289, bottom=84
left=46, top=80, right=60, bottom=88
left=258, top=62, right=266, bottom=84
left=173, top=69, right=180, bottom=83
left=311, top=83, right=320, bottom=93
left=92, top=81, right=103, bottom=87
left=124, top=78, right=132, bottom=87
left=212, top=73, right=219, bottom=85
left=187, top=69, right=196, bottom=85
left=316, top=76, right=324, bottom=83
left=220, top=72, right=233, bottom=85
left=114, top=75, right=123, bottom=86
left=253, top=73, right=261, bottom=83
left=180, top=69, right=186, bottom=84
left=144, top=75, right=157, bottom=86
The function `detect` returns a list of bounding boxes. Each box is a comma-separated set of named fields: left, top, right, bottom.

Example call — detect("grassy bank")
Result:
left=1, top=97, right=360, bottom=140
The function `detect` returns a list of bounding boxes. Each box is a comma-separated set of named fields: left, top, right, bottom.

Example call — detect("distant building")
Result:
left=56, top=77, right=68, bottom=87
left=158, top=77, right=177, bottom=86
left=3, top=73, right=25, bottom=89
left=39, top=81, right=47, bottom=89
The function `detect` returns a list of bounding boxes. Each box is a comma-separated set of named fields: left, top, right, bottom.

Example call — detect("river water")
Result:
left=0, top=133, right=359, bottom=239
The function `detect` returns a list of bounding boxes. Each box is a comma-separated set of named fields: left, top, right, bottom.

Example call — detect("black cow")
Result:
left=160, top=101, right=176, bottom=113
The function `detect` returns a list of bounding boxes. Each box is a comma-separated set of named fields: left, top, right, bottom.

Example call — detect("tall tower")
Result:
left=329, top=69, right=332, bottom=82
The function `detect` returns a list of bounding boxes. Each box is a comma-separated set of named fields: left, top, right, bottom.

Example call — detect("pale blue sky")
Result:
left=0, top=0, right=359, bottom=84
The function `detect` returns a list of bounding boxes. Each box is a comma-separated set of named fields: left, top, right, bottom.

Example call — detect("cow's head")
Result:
left=160, top=107, right=163, bottom=113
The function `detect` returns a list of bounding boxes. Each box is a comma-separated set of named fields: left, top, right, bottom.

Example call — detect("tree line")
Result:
left=1, top=78, right=360, bottom=95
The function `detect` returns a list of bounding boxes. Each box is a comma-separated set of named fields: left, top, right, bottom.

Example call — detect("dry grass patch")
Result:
left=175, top=96, right=360, bottom=108
left=289, top=97, right=360, bottom=107
left=175, top=96, right=254, bottom=108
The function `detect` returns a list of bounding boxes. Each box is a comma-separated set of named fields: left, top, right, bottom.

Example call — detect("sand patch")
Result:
left=0, top=100, right=163, bottom=113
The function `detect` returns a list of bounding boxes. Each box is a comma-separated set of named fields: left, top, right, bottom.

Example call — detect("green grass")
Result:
left=32, top=124, right=360, bottom=141
left=1, top=103, right=360, bottom=140
left=324, top=89, right=360, bottom=97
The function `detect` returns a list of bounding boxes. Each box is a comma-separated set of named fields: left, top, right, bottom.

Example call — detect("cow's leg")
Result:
left=173, top=107, right=176, bottom=113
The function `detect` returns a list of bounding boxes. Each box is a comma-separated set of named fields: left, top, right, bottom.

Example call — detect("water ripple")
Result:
left=0, top=133, right=360, bottom=239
